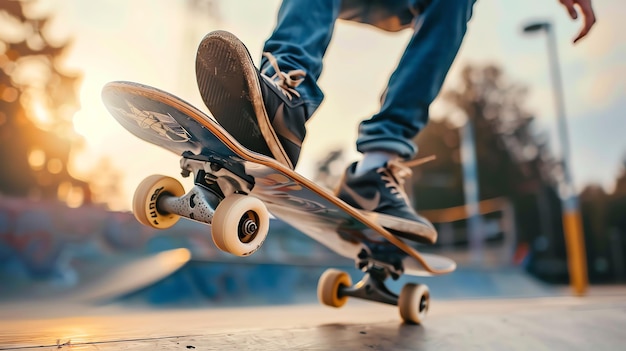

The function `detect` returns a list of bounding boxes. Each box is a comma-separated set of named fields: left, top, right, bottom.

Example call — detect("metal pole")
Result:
left=461, top=119, right=484, bottom=264
left=545, top=25, right=573, bottom=189
left=543, top=23, right=589, bottom=296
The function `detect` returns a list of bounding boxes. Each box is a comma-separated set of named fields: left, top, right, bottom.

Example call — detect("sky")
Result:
left=39, top=0, right=626, bottom=210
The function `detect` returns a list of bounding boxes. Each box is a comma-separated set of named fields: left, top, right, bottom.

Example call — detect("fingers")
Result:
left=573, top=0, right=597, bottom=43
left=560, top=0, right=578, bottom=19
left=560, top=0, right=597, bottom=43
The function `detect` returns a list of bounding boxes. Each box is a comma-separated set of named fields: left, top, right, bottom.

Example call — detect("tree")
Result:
left=411, top=118, right=464, bottom=210
left=439, top=65, right=559, bottom=196
left=0, top=0, right=90, bottom=204
left=412, top=64, right=565, bottom=267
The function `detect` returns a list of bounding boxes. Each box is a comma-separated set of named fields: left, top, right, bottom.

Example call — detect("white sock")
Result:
left=354, top=151, right=399, bottom=176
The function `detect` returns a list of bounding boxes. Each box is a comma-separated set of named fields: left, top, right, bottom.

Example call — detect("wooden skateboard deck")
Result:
left=102, top=81, right=455, bottom=277
left=103, top=80, right=457, bottom=323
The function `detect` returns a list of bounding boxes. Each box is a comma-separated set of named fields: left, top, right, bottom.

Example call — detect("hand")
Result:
left=559, top=0, right=596, bottom=43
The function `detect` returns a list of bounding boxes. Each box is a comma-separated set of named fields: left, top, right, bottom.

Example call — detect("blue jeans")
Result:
left=261, top=0, right=476, bottom=159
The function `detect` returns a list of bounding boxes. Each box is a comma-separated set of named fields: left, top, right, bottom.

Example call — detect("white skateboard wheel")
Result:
left=398, top=283, right=430, bottom=324
left=211, top=194, right=269, bottom=257
left=133, top=175, right=184, bottom=229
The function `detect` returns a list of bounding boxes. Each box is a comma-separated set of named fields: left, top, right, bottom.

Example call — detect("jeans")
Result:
left=261, top=0, right=476, bottom=159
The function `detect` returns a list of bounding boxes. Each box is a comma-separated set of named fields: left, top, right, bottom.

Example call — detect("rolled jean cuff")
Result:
left=356, top=137, right=417, bottom=160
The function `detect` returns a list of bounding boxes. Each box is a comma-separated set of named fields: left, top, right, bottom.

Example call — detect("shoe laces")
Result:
left=378, top=155, right=436, bottom=201
left=261, top=52, right=306, bottom=101
left=379, top=160, right=412, bottom=202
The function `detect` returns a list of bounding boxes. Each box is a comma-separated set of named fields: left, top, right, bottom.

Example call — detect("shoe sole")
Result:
left=195, top=30, right=293, bottom=169
left=364, top=211, right=437, bottom=244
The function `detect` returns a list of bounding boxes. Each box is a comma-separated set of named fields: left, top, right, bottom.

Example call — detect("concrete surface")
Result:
left=1, top=286, right=624, bottom=350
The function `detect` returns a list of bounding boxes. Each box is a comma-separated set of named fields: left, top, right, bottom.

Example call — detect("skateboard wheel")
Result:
left=317, top=269, right=352, bottom=308
left=212, top=194, right=269, bottom=257
left=133, top=175, right=185, bottom=229
left=398, top=283, right=430, bottom=324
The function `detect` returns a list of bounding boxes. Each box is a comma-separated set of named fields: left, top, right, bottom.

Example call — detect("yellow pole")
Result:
left=563, top=208, right=588, bottom=296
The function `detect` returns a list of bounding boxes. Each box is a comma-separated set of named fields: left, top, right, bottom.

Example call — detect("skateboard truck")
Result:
left=155, top=153, right=253, bottom=225
left=340, top=265, right=400, bottom=306
left=179, top=151, right=253, bottom=196
left=131, top=151, right=270, bottom=257
left=156, top=183, right=222, bottom=224
left=318, top=246, right=430, bottom=324
left=318, top=258, right=430, bottom=324
left=356, top=247, right=404, bottom=280
left=339, top=248, right=405, bottom=306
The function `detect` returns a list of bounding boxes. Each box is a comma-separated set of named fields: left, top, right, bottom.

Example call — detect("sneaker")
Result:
left=196, top=30, right=308, bottom=170
left=335, top=160, right=437, bottom=244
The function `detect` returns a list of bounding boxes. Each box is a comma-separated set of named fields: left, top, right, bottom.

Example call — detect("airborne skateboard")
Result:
left=102, top=81, right=455, bottom=324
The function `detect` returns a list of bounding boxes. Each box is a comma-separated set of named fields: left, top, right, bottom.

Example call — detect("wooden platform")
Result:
left=1, top=287, right=625, bottom=350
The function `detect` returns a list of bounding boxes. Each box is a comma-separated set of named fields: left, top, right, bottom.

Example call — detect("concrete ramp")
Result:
left=1, top=287, right=624, bottom=350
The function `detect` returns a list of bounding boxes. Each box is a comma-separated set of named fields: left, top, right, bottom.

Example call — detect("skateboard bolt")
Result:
left=243, top=219, right=258, bottom=234
left=238, top=217, right=258, bottom=243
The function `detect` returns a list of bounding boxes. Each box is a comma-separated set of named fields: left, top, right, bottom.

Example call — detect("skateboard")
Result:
left=102, top=81, right=455, bottom=324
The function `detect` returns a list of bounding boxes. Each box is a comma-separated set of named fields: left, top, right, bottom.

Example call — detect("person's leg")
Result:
left=356, top=0, right=477, bottom=163
left=338, top=0, right=476, bottom=242
left=196, top=0, right=341, bottom=169
left=261, top=0, right=342, bottom=117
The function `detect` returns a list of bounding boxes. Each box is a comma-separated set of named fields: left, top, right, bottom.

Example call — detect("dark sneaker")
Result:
left=336, top=161, right=437, bottom=244
left=195, top=30, right=308, bottom=170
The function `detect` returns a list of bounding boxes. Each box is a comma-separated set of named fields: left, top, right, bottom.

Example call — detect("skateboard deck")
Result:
left=102, top=81, right=454, bottom=323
